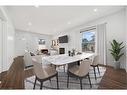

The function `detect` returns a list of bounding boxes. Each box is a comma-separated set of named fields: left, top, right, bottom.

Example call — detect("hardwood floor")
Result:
left=0, top=56, right=127, bottom=89
left=0, top=56, right=24, bottom=89
left=98, top=66, right=127, bottom=89
left=24, top=68, right=34, bottom=79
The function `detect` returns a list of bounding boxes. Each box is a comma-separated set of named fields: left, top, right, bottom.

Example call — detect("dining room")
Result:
left=0, top=6, right=127, bottom=90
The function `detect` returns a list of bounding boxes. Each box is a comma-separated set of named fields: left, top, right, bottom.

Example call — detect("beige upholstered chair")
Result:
left=23, top=52, right=33, bottom=69
left=32, top=58, right=59, bottom=89
left=67, top=60, right=92, bottom=89
left=91, top=55, right=100, bottom=80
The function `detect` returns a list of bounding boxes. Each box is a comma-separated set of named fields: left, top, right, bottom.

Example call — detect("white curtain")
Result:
left=97, top=23, right=106, bottom=65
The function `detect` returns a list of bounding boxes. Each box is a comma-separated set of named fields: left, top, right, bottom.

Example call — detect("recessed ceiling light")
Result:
left=67, top=21, right=71, bottom=25
left=94, top=8, right=98, bottom=12
left=28, top=22, right=32, bottom=26
left=21, top=38, right=26, bottom=41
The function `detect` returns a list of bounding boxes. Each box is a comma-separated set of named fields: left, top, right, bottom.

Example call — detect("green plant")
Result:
left=109, top=40, right=124, bottom=61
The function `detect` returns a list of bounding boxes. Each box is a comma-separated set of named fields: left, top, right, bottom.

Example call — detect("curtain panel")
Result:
left=97, top=23, right=107, bottom=65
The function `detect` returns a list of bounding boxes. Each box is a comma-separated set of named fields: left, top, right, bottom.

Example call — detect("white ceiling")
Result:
left=7, top=6, right=124, bottom=35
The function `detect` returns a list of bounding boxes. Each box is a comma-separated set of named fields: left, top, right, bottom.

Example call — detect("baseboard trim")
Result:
left=25, top=65, right=33, bottom=68
left=98, top=64, right=113, bottom=68
left=98, top=64, right=126, bottom=72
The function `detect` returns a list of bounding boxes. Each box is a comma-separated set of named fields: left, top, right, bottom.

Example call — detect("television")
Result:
left=59, top=35, right=68, bottom=43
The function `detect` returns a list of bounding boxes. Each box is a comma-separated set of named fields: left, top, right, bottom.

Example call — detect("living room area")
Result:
left=0, top=6, right=127, bottom=90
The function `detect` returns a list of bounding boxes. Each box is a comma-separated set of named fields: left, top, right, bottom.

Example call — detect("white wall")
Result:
left=0, top=18, right=2, bottom=73
left=15, top=30, right=52, bottom=56
left=53, top=28, right=82, bottom=54
left=0, top=7, right=15, bottom=72
left=53, top=9, right=126, bottom=69
left=126, top=7, right=127, bottom=72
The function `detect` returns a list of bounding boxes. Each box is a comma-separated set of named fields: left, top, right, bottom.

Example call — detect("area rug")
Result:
left=25, top=66, right=106, bottom=89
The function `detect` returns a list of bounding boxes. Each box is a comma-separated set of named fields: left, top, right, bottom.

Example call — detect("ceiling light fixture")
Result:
left=67, top=21, right=71, bottom=25
left=21, top=38, right=26, bottom=41
left=28, top=22, right=32, bottom=26
left=94, top=8, right=98, bottom=12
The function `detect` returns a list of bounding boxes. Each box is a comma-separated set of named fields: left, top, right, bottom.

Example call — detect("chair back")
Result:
left=78, top=60, right=91, bottom=76
left=23, top=52, right=32, bottom=67
left=32, top=58, right=48, bottom=79
left=92, top=55, right=99, bottom=65
left=32, top=55, right=42, bottom=64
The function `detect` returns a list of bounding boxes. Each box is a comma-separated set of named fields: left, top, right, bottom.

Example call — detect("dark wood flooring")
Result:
left=0, top=56, right=127, bottom=89
left=0, top=56, right=24, bottom=89
left=98, top=66, right=127, bottom=89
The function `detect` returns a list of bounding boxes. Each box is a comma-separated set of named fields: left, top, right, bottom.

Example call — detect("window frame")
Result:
left=81, top=28, right=97, bottom=53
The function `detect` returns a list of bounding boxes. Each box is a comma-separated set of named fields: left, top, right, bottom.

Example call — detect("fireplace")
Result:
left=59, top=48, right=65, bottom=54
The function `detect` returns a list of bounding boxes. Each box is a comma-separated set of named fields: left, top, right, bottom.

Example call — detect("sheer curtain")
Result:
left=96, top=23, right=107, bottom=65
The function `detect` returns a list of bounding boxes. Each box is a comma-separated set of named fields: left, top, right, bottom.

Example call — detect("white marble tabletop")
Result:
left=42, top=53, right=94, bottom=65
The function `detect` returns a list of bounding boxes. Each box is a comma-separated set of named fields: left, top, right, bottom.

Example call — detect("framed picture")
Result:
left=52, top=39, right=59, bottom=46
left=38, top=39, right=45, bottom=45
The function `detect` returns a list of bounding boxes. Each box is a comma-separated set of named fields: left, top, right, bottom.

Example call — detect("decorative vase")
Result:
left=114, top=61, right=120, bottom=69
left=72, top=49, right=75, bottom=56
left=68, top=51, right=71, bottom=56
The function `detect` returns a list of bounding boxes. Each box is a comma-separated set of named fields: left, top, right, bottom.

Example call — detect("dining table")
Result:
left=42, top=53, right=94, bottom=66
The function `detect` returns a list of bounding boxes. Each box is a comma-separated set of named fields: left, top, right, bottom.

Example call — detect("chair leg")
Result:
left=49, top=79, right=52, bottom=83
left=93, top=67, right=97, bottom=80
left=40, top=82, right=43, bottom=89
left=97, top=65, right=100, bottom=75
left=56, top=74, right=59, bottom=89
left=54, top=65, right=57, bottom=70
left=67, top=74, right=69, bottom=88
left=79, top=78, right=82, bottom=89
left=88, top=73, right=92, bottom=88
left=63, top=65, right=65, bottom=72
left=33, top=76, right=37, bottom=89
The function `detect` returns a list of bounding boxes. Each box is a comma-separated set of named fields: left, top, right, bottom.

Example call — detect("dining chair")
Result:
left=67, top=60, right=92, bottom=89
left=91, top=55, right=100, bottom=80
left=23, top=52, right=33, bottom=69
left=32, top=58, right=59, bottom=89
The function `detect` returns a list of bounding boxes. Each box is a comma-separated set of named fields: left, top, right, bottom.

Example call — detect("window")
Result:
left=82, top=30, right=96, bottom=53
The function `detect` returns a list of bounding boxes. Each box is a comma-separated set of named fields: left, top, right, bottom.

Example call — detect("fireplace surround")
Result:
left=59, top=48, right=65, bottom=54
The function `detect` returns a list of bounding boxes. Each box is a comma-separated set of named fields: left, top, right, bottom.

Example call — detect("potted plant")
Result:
left=109, top=39, right=124, bottom=69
